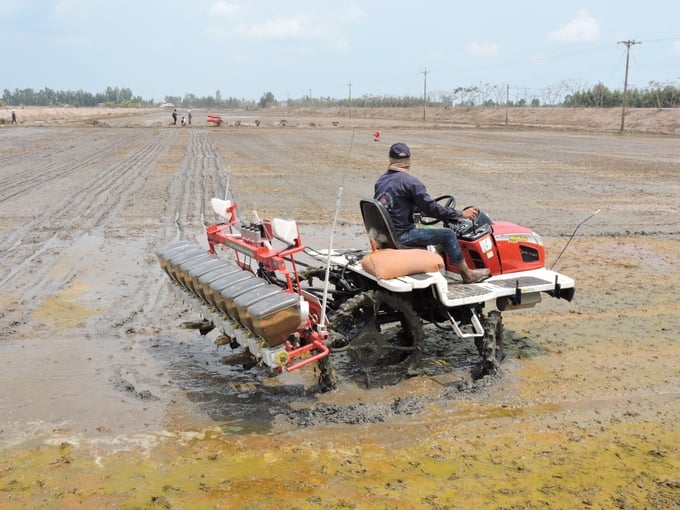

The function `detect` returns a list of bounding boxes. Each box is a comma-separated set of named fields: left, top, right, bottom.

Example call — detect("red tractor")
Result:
left=156, top=193, right=575, bottom=389
left=207, top=114, right=223, bottom=126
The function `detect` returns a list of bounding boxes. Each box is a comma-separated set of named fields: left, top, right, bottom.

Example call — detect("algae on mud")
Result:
left=1, top=108, right=680, bottom=508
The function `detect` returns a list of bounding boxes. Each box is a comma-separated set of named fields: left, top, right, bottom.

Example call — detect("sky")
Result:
left=1, top=0, right=679, bottom=104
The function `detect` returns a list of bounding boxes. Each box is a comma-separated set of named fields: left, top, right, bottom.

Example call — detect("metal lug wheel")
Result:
left=329, top=290, right=424, bottom=385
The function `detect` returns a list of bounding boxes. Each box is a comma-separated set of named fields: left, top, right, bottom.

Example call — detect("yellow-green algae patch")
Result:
left=32, top=283, right=101, bottom=329
left=1, top=411, right=679, bottom=509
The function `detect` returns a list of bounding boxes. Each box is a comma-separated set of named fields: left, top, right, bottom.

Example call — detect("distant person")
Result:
left=11, top=110, right=17, bottom=125
left=171, top=109, right=177, bottom=125
left=374, top=142, right=491, bottom=283
left=181, top=116, right=186, bottom=126
left=187, top=109, right=192, bottom=125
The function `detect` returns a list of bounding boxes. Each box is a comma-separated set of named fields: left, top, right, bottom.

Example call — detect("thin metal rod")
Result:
left=319, top=129, right=356, bottom=328
left=550, top=209, right=600, bottom=270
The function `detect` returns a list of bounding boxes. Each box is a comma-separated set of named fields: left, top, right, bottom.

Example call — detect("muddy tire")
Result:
left=329, top=290, right=424, bottom=373
left=476, top=310, right=505, bottom=375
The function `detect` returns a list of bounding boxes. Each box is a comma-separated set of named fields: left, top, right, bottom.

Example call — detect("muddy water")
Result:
left=2, top=235, right=679, bottom=509
left=1, top=119, right=680, bottom=508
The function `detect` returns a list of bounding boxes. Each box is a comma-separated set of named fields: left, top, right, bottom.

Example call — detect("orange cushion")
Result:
left=361, top=248, right=444, bottom=280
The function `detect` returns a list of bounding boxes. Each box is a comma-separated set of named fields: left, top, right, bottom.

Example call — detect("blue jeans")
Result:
left=398, top=227, right=463, bottom=265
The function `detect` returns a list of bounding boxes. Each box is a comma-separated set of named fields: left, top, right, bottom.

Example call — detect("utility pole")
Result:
left=505, top=83, right=510, bottom=126
left=618, top=39, right=640, bottom=132
left=347, top=81, right=352, bottom=118
left=422, top=68, right=428, bottom=121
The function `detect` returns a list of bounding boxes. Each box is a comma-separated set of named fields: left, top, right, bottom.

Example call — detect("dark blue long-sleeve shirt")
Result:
left=374, top=169, right=463, bottom=235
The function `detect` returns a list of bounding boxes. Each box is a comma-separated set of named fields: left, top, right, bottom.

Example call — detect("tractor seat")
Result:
left=359, top=198, right=407, bottom=250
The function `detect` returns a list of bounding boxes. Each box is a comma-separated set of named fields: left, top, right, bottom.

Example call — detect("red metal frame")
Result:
left=205, top=201, right=329, bottom=371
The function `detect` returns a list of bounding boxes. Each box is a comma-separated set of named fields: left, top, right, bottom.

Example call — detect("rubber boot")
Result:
left=457, top=260, right=491, bottom=284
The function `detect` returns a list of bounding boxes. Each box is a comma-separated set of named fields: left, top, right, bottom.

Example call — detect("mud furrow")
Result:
left=137, top=129, right=232, bottom=334
left=52, top=129, right=176, bottom=231
left=195, top=129, right=231, bottom=222
left=0, top=129, right=166, bottom=257
left=0, top=129, right=177, bottom=304
left=0, top=129, right=142, bottom=204
left=162, top=129, right=229, bottom=244
left=88, top=130, right=178, bottom=230
left=107, top=128, right=231, bottom=333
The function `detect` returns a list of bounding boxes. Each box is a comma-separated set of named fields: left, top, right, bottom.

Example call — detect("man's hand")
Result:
left=462, top=207, right=480, bottom=220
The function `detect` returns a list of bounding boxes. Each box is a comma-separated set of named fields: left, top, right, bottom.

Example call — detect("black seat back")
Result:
left=359, top=198, right=406, bottom=250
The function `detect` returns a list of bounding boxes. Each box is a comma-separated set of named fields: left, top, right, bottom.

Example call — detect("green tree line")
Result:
left=564, top=82, right=679, bottom=108
left=3, top=82, right=679, bottom=109
left=2, top=86, right=151, bottom=107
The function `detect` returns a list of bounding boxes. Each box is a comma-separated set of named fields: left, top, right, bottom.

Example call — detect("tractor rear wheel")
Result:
left=329, top=290, right=424, bottom=374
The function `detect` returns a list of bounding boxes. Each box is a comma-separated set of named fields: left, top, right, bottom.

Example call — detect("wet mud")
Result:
left=1, top=110, right=679, bottom=508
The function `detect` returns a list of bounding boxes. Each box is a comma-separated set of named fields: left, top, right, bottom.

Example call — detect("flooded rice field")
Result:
left=1, top=109, right=679, bottom=508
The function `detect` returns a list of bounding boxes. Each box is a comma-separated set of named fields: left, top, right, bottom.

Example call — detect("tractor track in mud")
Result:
left=0, top=129, right=177, bottom=323
left=1, top=111, right=679, bottom=509
left=170, top=129, right=230, bottom=240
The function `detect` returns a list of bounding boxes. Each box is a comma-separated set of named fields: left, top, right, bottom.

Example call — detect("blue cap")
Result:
left=389, top=142, right=410, bottom=159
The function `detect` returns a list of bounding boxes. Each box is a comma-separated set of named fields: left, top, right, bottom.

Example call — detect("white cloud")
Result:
left=210, top=1, right=239, bottom=17
left=237, top=15, right=324, bottom=40
left=341, top=4, right=366, bottom=22
left=203, top=2, right=240, bottom=40
left=466, top=42, right=499, bottom=58
left=203, top=10, right=346, bottom=46
left=548, top=10, right=600, bottom=43
left=673, top=40, right=680, bottom=56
